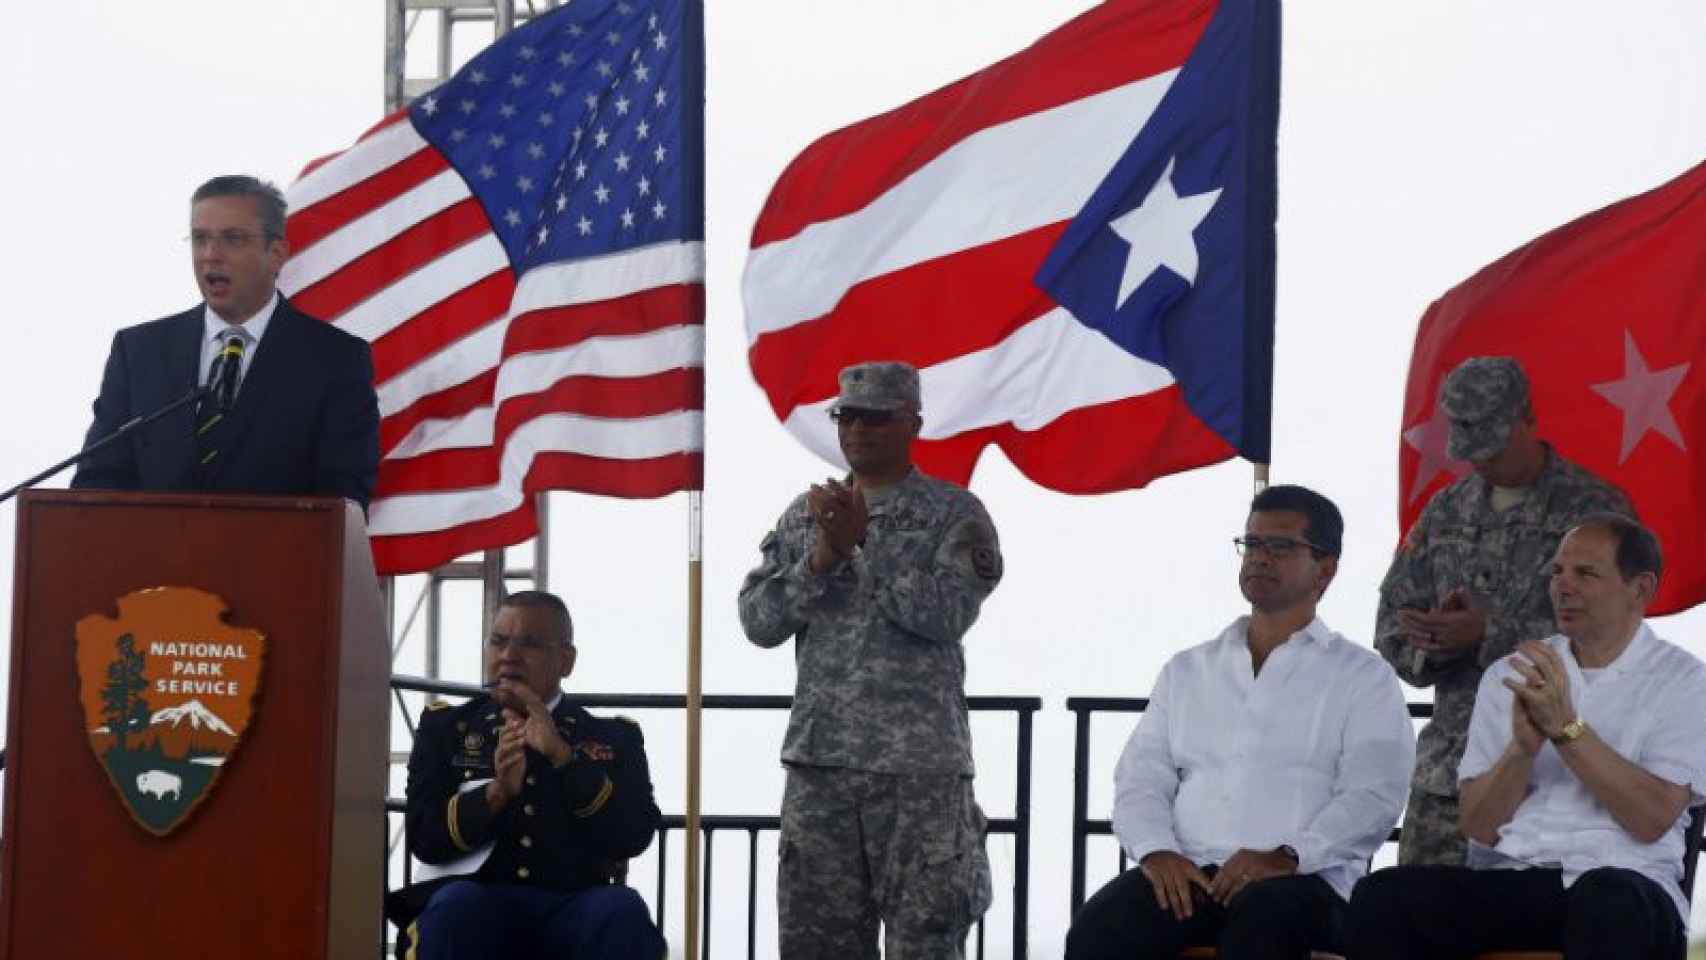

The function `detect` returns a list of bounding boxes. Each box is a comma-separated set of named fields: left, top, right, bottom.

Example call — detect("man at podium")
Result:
left=389, top=590, right=665, bottom=960
left=70, top=174, right=380, bottom=508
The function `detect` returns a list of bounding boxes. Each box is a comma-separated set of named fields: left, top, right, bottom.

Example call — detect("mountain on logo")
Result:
left=151, top=699, right=237, bottom=736
left=146, top=700, right=238, bottom=759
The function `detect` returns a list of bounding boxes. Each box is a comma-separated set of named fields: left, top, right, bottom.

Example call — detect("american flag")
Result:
left=281, top=0, right=704, bottom=575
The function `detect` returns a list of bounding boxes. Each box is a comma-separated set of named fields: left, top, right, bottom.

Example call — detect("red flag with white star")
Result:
left=1398, top=159, right=1706, bottom=615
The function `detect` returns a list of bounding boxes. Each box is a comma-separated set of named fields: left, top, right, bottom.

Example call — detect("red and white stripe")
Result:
left=283, top=112, right=704, bottom=574
left=743, top=0, right=1234, bottom=492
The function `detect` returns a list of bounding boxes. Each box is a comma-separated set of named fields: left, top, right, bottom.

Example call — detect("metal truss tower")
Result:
left=380, top=0, right=556, bottom=672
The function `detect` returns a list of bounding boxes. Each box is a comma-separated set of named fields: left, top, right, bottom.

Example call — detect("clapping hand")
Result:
left=806, top=478, right=867, bottom=573
left=1400, top=587, right=1487, bottom=653
left=1502, top=640, right=1575, bottom=743
left=501, top=682, right=573, bottom=768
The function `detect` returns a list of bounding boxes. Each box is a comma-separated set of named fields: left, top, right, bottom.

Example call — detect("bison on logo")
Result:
left=74, top=587, right=267, bottom=836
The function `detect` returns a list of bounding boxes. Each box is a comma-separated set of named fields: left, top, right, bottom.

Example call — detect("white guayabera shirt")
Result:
left=1111, top=616, right=1415, bottom=900
left=1460, top=624, right=1706, bottom=922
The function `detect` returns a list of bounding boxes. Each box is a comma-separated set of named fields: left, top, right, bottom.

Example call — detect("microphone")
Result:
left=211, top=335, right=246, bottom=412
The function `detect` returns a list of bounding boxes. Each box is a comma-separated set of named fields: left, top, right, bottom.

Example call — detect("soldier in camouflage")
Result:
left=739, top=361, right=1002, bottom=960
left=1376, top=357, right=1632, bottom=865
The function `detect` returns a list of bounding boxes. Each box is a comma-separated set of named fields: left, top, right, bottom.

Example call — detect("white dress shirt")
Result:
left=1111, top=615, right=1415, bottom=900
left=200, top=291, right=278, bottom=391
left=1459, top=623, right=1706, bottom=921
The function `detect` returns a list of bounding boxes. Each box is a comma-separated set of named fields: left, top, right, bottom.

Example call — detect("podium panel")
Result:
left=0, top=491, right=387, bottom=960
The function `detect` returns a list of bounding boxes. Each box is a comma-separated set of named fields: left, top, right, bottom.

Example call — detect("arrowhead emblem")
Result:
left=74, top=587, right=267, bottom=836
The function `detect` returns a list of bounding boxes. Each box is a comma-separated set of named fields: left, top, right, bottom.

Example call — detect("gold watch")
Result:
left=1552, top=718, right=1587, bottom=743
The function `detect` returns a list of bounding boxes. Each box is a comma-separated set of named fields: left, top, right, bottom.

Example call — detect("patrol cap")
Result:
left=1441, top=356, right=1531, bottom=463
left=830, top=361, right=922, bottom=413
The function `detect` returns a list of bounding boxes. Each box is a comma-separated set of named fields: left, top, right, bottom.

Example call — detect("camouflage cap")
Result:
left=830, top=361, right=921, bottom=413
left=1441, top=356, right=1531, bottom=462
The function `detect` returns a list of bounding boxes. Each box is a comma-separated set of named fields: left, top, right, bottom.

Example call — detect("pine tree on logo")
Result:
left=102, top=633, right=149, bottom=753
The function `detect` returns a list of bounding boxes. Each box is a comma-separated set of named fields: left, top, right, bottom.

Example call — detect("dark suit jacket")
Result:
left=386, top=694, right=659, bottom=944
left=70, top=298, right=380, bottom=508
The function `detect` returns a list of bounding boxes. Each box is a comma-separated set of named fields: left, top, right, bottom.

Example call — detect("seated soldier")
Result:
left=388, top=590, right=664, bottom=960
left=1066, top=485, right=1414, bottom=960
left=1348, top=515, right=1706, bottom=959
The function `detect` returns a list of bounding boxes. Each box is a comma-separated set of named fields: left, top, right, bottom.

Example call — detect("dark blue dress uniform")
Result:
left=387, top=694, right=664, bottom=959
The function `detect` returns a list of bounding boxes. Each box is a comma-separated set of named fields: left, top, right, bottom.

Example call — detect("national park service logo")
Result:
left=73, top=587, right=266, bottom=836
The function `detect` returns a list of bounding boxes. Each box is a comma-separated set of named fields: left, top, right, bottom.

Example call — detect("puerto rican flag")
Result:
left=743, top=0, right=1279, bottom=492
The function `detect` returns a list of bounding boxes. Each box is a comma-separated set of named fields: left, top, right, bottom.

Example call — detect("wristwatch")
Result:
left=1552, top=717, right=1587, bottom=743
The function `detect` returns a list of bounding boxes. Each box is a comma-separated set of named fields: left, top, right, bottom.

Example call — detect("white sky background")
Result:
left=5, top=1, right=1706, bottom=956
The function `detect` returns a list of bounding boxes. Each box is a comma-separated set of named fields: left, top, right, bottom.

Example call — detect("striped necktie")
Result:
left=194, top=335, right=246, bottom=484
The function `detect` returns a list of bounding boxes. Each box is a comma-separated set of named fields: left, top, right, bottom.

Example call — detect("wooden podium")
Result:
left=0, top=491, right=389, bottom=959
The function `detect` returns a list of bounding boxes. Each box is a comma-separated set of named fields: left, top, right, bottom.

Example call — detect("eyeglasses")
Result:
left=185, top=229, right=273, bottom=252
left=486, top=633, right=561, bottom=654
left=829, top=407, right=899, bottom=427
left=1233, top=535, right=1327, bottom=559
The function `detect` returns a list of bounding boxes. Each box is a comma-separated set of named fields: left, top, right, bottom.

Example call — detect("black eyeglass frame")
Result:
left=1232, top=535, right=1332, bottom=560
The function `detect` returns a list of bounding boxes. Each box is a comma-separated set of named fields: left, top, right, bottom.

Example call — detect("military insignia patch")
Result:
left=73, top=587, right=267, bottom=837
left=575, top=739, right=615, bottom=762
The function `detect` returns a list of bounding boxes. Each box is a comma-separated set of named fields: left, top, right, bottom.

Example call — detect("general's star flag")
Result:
left=281, top=0, right=704, bottom=575
left=743, top=0, right=1279, bottom=492
left=1399, top=160, right=1706, bottom=615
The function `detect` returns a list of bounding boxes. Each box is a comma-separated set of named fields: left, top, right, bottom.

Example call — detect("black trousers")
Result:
left=1346, top=865, right=1685, bottom=960
left=1065, top=865, right=1345, bottom=960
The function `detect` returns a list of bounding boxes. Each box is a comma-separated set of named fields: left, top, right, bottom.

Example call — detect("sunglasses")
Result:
left=828, top=407, right=900, bottom=427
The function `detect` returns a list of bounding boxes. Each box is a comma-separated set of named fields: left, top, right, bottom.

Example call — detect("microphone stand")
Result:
left=0, top=385, right=212, bottom=506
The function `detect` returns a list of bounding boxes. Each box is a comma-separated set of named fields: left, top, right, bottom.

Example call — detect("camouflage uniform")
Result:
left=740, top=365, right=1001, bottom=959
left=1377, top=358, right=1631, bottom=865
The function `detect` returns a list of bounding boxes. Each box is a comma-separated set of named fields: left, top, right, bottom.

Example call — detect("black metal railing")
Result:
left=1065, top=697, right=1437, bottom=915
left=389, top=675, right=1041, bottom=960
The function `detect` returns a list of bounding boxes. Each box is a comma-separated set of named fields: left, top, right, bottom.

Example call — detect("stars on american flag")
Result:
left=410, top=0, right=689, bottom=263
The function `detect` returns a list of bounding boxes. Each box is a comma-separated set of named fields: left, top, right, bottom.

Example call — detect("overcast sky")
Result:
left=6, top=1, right=1706, bottom=955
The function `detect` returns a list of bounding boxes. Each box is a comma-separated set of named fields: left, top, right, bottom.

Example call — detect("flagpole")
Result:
left=684, top=489, right=704, bottom=960
left=1254, top=461, right=1270, bottom=493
